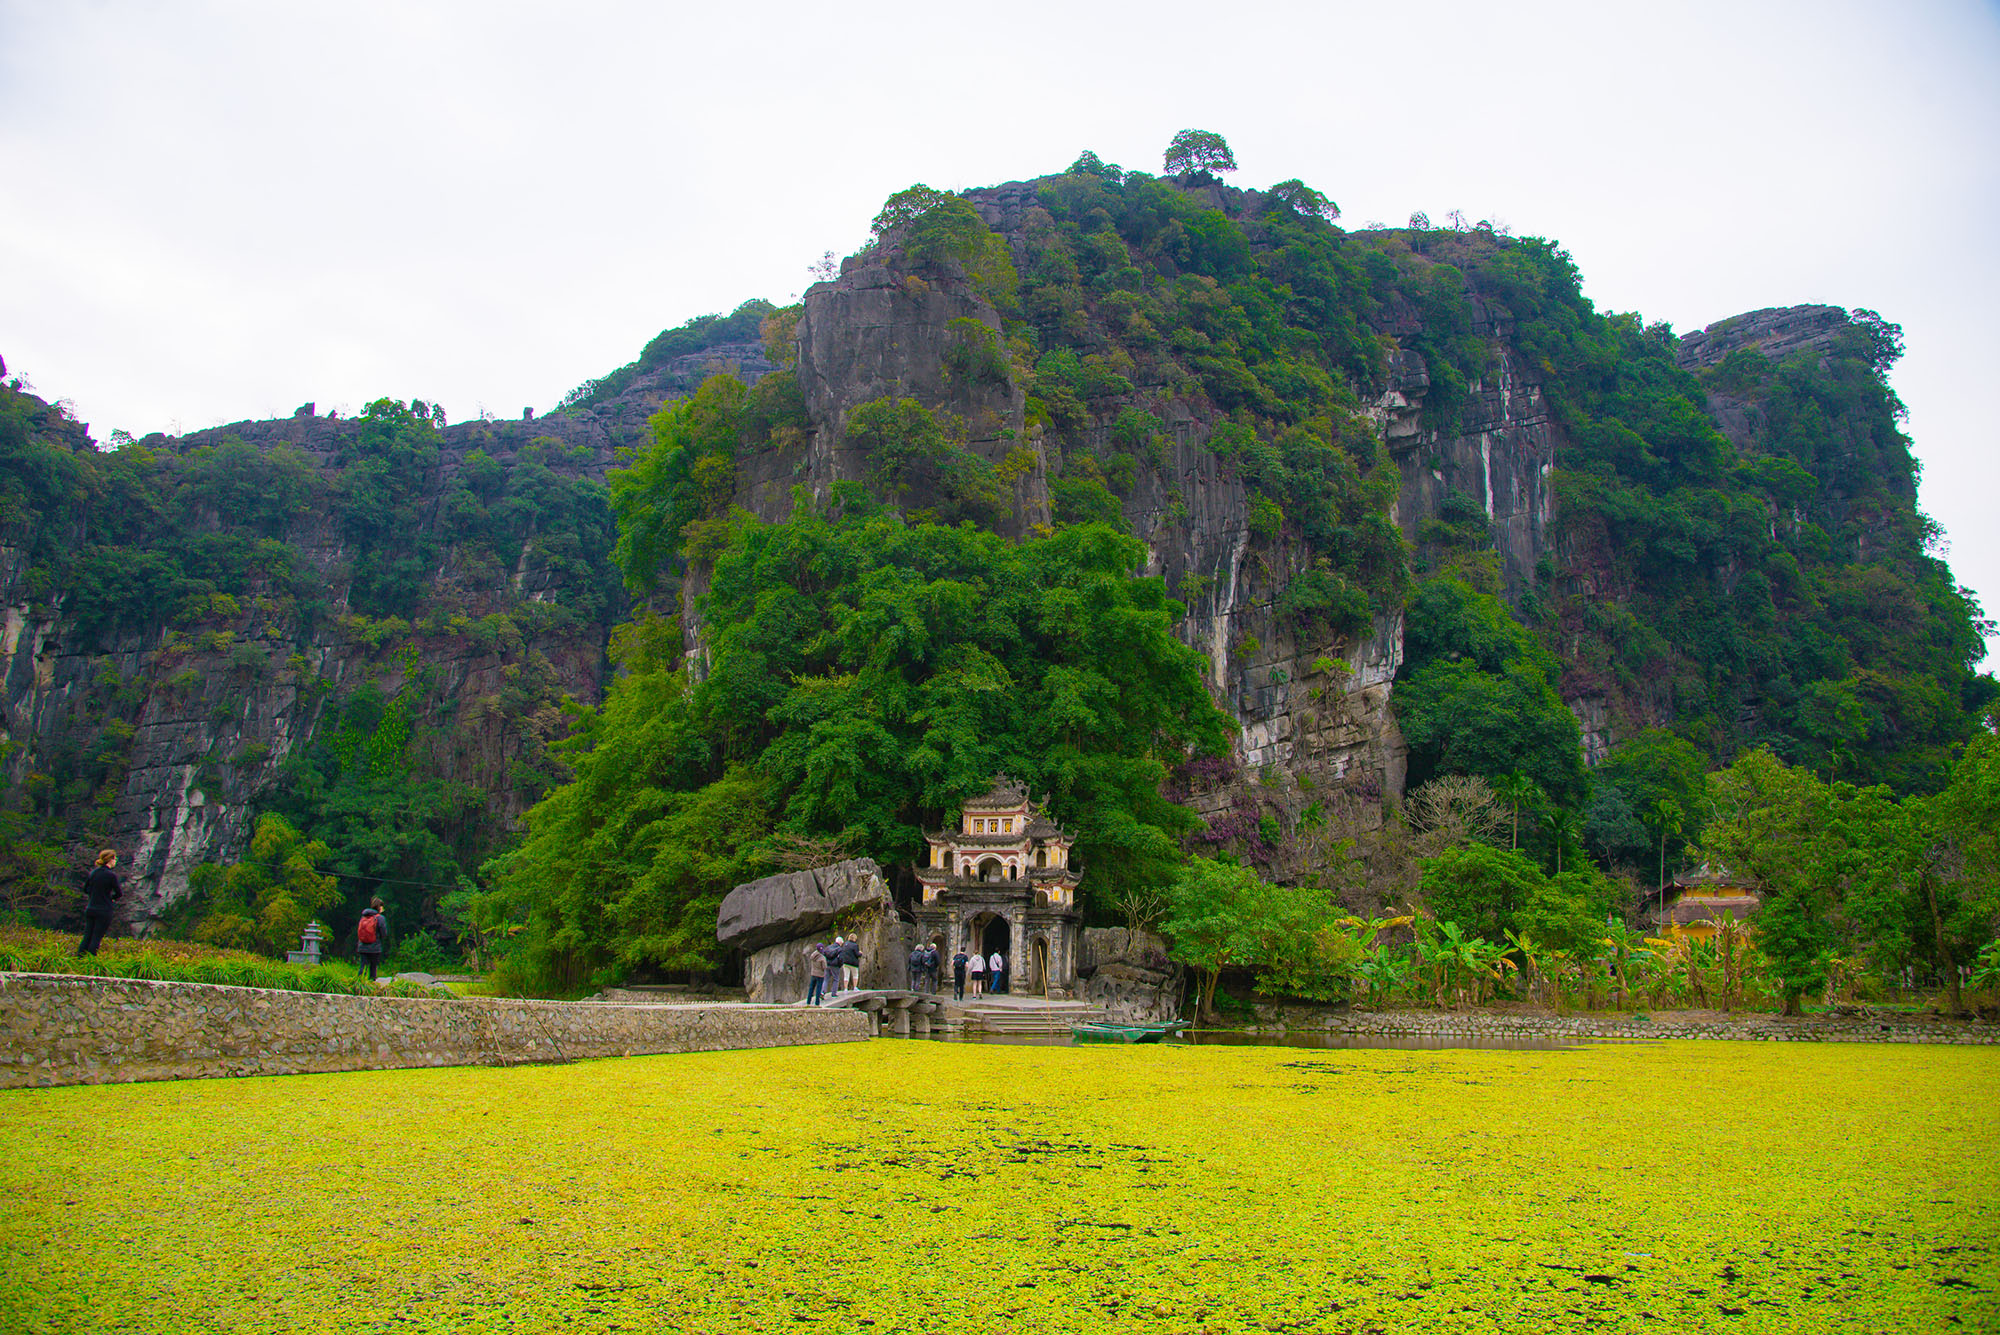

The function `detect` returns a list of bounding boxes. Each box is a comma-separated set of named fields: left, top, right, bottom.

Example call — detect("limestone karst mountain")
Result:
left=1, top=155, right=1988, bottom=953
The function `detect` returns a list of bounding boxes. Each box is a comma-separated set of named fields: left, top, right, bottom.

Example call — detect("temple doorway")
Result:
left=976, top=914, right=1012, bottom=993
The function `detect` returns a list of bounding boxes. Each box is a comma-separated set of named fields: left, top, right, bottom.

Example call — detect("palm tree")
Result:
left=1492, top=772, right=1543, bottom=851
left=1540, top=808, right=1583, bottom=875
left=1644, top=797, right=1684, bottom=897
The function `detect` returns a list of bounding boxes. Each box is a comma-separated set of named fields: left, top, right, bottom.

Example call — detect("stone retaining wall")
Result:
left=1245, top=1005, right=1999, bottom=1044
left=0, top=973, right=872, bottom=1089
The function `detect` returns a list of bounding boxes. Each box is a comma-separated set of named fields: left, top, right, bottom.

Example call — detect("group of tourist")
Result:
left=956, top=943, right=1016, bottom=995
left=802, top=935, right=861, bottom=1004
left=801, top=936, right=1012, bottom=1003
left=909, top=943, right=1009, bottom=998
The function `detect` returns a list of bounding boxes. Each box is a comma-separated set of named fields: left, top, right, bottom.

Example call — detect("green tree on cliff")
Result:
left=1164, top=128, right=1238, bottom=178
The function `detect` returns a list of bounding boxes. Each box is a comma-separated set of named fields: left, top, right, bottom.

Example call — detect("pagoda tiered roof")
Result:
left=963, top=775, right=1031, bottom=809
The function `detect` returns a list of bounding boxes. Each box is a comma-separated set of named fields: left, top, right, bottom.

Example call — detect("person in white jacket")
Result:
left=966, top=948, right=985, bottom=998
left=989, top=950, right=1006, bottom=994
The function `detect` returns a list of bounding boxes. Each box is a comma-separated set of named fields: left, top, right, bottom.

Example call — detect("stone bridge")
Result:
left=820, top=989, right=947, bottom=1036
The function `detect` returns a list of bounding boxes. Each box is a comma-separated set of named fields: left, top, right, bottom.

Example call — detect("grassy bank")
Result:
left=0, top=1042, right=1993, bottom=1333
left=0, top=927, right=440, bottom=998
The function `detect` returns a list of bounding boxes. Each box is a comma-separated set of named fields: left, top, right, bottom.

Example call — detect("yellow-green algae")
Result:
left=1, top=1041, right=1993, bottom=1334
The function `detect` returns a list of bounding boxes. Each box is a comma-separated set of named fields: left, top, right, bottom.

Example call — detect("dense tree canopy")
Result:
left=477, top=470, right=1234, bottom=993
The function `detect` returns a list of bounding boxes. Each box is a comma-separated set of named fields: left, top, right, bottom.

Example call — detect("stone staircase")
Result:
left=946, top=996, right=1105, bottom=1035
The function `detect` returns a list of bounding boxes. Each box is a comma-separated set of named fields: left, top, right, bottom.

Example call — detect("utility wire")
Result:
left=152, top=857, right=477, bottom=894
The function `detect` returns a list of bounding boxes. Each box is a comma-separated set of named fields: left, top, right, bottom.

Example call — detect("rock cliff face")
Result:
left=0, top=400, right=620, bottom=926
left=710, top=184, right=1579, bottom=862
left=740, top=256, right=1045, bottom=534
left=4, top=159, right=1917, bottom=931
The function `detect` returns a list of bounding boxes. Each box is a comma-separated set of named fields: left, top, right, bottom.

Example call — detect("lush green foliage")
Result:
left=0, top=926, right=437, bottom=996
left=1703, top=739, right=2000, bottom=1013
left=479, top=484, right=1233, bottom=993
left=177, top=813, right=339, bottom=955
left=6, top=1042, right=1993, bottom=1333
left=0, top=382, right=616, bottom=955
left=557, top=298, right=779, bottom=413
left=1162, top=128, right=1238, bottom=177
left=1414, top=238, right=1996, bottom=791
left=1394, top=577, right=1589, bottom=808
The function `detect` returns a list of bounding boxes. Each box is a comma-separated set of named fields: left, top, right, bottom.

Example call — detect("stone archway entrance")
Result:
left=970, top=913, right=1012, bottom=993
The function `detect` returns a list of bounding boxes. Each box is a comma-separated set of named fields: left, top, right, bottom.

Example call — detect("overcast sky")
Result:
left=3, top=0, right=1996, bottom=664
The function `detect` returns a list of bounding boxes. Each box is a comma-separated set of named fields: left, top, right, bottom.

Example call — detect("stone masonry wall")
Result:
left=1243, top=1004, right=1999, bottom=1045
left=0, top=974, right=871, bottom=1089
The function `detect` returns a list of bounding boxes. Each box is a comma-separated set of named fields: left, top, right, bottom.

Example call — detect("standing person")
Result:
left=907, top=942, right=927, bottom=993
left=822, top=938, right=845, bottom=998
left=356, top=898, right=388, bottom=982
left=804, top=939, right=828, bottom=1005
left=76, top=850, right=121, bottom=957
left=990, top=948, right=1007, bottom=995
left=924, top=943, right=941, bottom=993
left=839, top=934, right=861, bottom=993
left=952, top=947, right=969, bottom=1000
left=966, top=948, right=984, bottom=998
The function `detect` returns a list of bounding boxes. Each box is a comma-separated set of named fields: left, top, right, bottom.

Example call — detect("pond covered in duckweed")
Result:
left=2, top=1040, right=1993, bottom=1333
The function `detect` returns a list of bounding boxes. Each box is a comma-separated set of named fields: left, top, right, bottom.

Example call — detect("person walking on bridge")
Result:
left=804, top=939, right=828, bottom=1005
left=839, top=935, right=861, bottom=993
left=822, top=938, right=845, bottom=998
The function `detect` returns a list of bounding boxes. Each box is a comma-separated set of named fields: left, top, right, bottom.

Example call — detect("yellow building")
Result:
left=1648, top=870, right=1760, bottom=943
left=912, top=775, right=1081, bottom=995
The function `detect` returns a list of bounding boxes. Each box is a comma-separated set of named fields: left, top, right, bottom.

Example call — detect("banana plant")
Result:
left=1504, top=928, right=1547, bottom=1005
left=1970, top=939, right=2000, bottom=1004
left=1708, top=911, right=1752, bottom=1012
left=1599, top=919, right=1656, bottom=1011
left=1358, top=948, right=1414, bottom=1007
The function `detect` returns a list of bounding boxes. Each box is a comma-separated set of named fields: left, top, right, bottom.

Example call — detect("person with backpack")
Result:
left=951, top=948, right=968, bottom=1000
left=822, top=938, right=845, bottom=998
left=356, top=898, right=388, bottom=982
left=907, top=942, right=927, bottom=993
left=923, top=943, right=941, bottom=993
left=76, top=849, right=122, bottom=957
left=804, top=939, right=828, bottom=1005
left=839, top=935, right=861, bottom=992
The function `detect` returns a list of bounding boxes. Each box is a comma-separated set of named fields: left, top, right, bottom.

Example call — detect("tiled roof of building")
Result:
left=1658, top=895, right=1761, bottom=926
left=963, top=774, right=1030, bottom=809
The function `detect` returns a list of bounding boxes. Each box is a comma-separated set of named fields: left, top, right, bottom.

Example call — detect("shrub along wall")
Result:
left=0, top=974, right=868, bottom=1089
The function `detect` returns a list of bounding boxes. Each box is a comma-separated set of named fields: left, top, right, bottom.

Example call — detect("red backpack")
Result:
left=357, top=914, right=379, bottom=946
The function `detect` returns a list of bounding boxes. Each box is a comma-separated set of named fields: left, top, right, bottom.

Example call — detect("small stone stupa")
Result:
left=912, top=776, right=1081, bottom=996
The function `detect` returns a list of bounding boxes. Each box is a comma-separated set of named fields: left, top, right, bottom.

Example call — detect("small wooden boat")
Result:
left=1070, top=1020, right=1190, bottom=1044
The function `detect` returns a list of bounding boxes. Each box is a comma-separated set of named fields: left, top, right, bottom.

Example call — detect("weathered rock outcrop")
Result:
left=1077, top=927, right=1183, bottom=1024
left=716, top=857, right=893, bottom=954
left=718, top=858, right=918, bottom=1002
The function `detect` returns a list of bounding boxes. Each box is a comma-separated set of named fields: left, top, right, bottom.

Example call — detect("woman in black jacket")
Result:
left=77, top=850, right=121, bottom=957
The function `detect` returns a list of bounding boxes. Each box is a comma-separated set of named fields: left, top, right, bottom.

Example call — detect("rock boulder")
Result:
left=716, top=858, right=892, bottom=955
